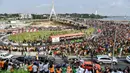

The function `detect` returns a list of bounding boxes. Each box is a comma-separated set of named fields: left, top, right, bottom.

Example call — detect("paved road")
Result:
left=1, top=49, right=130, bottom=70
left=54, top=57, right=130, bottom=70
left=0, top=34, right=7, bottom=45
left=82, top=57, right=130, bottom=69
left=100, top=59, right=130, bottom=69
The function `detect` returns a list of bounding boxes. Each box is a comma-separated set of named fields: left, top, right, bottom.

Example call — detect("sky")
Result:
left=0, top=0, right=130, bottom=16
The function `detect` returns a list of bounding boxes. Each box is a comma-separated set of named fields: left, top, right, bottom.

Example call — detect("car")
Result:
left=82, top=61, right=101, bottom=70
left=64, top=56, right=80, bottom=63
left=6, top=59, right=23, bottom=69
left=126, top=55, right=130, bottom=63
left=38, top=55, right=48, bottom=62
left=15, top=56, right=35, bottom=62
left=38, top=55, right=55, bottom=62
left=16, top=55, right=55, bottom=63
left=80, top=56, right=89, bottom=61
left=0, top=52, right=13, bottom=59
left=47, top=55, right=55, bottom=62
left=96, top=55, right=118, bottom=65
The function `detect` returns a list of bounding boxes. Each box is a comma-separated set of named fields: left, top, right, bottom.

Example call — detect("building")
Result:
left=20, top=13, right=32, bottom=19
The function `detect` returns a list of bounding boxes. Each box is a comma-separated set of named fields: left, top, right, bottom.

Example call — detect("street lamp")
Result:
left=111, top=24, right=117, bottom=68
left=89, top=46, right=95, bottom=73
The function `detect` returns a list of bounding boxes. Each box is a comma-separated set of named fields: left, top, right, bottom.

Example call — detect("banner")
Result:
left=52, top=37, right=60, bottom=43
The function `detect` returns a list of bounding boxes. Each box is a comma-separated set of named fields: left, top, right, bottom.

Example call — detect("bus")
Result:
left=49, top=33, right=85, bottom=43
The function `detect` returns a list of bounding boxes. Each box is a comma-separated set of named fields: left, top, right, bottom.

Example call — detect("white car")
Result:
left=65, top=56, right=80, bottom=63
left=126, top=55, right=130, bottom=63
left=96, top=55, right=118, bottom=65
left=0, top=52, right=13, bottom=59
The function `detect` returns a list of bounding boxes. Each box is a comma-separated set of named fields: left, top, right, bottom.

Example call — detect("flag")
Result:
left=97, top=29, right=101, bottom=33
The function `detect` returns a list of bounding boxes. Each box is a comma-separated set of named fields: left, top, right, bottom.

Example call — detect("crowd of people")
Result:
left=1, top=58, right=130, bottom=73
left=0, top=20, right=130, bottom=56
left=85, top=20, right=130, bottom=56
left=0, top=20, right=130, bottom=73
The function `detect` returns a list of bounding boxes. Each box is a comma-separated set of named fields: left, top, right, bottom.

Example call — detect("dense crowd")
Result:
left=85, top=20, right=130, bottom=56
left=0, top=20, right=130, bottom=73
left=0, top=20, right=130, bottom=56
left=1, top=58, right=130, bottom=73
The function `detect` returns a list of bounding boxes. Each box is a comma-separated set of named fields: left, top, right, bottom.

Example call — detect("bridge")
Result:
left=52, top=17, right=90, bottom=29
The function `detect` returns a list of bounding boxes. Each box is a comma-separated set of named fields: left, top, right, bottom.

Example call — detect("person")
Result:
left=4, top=60, right=9, bottom=70
left=7, top=63, right=14, bottom=73
left=39, top=62, right=43, bottom=73
left=28, top=63, right=33, bottom=73
left=79, top=59, right=84, bottom=65
left=0, top=59, right=2, bottom=69
left=77, top=65, right=84, bottom=73
left=88, top=69, right=92, bottom=73
left=111, top=69, right=115, bottom=73
left=56, top=67, right=62, bottom=73
left=84, top=68, right=89, bottom=73
left=32, top=63, right=38, bottom=73
left=49, top=64, right=55, bottom=73
left=61, top=64, right=67, bottom=73
left=10, top=64, right=14, bottom=73
left=43, top=60, right=49, bottom=73
left=7, top=63, right=12, bottom=72
left=117, top=68, right=123, bottom=73
left=95, top=66, right=99, bottom=73
left=24, top=63, right=28, bottom=71
left=66, top=65, right=72, bottom=73
left=1, top=59, right=5, bottom=70
left=72, top=66, right=77, bottom=73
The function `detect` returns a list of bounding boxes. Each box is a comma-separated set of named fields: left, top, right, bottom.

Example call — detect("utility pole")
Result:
left=111, top=24, right=117, bottom=68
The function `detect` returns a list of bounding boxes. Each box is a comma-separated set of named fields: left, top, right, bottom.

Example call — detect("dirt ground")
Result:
left=31, top=21, right=63, bottom=27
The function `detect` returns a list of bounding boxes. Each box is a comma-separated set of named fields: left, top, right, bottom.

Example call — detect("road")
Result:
left=11, top=54, right=130, bottom=70
left=53, top=56, right=130, bottom=70
left=101, top=58, right=130, bottom=69
left=0, top=34, right=8, bottom=45
left=82, top=57, right=130, bottom=69
left=1, top=49, right=129, bottom=70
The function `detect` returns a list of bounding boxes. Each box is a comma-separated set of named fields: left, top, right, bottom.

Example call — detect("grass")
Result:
left=8, top=27, right=95, bottom=42
left=0, top=69, right=29, bottom=73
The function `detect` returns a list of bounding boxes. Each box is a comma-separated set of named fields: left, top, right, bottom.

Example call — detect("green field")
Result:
left=8, top=28, right=95, bottom=42
left=0, top=69, right=29, bottom=73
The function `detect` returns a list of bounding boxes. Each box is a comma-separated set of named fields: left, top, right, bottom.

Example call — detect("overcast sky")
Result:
left=0, top=0, right=130, bottom=16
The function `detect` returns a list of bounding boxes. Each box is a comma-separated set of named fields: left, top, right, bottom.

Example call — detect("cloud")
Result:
left=36, top=4, right=50, bottom=8
left=110, top=0, right=130, bottom=8
left=110, top=0, right=123, bottom=7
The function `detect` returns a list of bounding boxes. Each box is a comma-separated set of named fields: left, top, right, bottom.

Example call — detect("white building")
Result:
left=20, top=13, right=32, bottom=19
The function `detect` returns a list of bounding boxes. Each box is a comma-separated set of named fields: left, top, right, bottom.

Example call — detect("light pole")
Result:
left=111, top=24, right=117, bottom=68
left=89, top=46, right=95, bottom=73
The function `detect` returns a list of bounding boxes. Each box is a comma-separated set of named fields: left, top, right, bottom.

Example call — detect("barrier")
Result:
left=12, top=28, right=38, bottom=35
